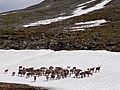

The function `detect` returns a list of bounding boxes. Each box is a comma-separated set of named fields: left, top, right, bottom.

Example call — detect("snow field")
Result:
left=0, top=50, right=120, bottom=90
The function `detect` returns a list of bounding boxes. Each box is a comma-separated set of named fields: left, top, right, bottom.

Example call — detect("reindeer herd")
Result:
left=4, top=65, right=101, bottom=81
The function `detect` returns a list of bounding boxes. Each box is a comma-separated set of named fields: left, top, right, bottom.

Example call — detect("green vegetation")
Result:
left=0, top=0, right=119, bottom=51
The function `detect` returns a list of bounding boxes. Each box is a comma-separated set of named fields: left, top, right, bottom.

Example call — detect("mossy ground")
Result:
left=0, top=1, right=119, bottom=51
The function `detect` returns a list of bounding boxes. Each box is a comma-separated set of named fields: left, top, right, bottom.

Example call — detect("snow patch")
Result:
left=72, top=0, right=112, bottom=16
left=77, top=0, right=96, bottom=7
left=66, top=19, right=107, bottom=31
left=1, top=12, right=16, bottom=16
left=59, top=13, right=66, bottom=16
left=75, top=19, right=107, bottom=25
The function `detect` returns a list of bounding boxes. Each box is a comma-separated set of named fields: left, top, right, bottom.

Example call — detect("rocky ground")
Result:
left=0, top=82, right=48, bottom=90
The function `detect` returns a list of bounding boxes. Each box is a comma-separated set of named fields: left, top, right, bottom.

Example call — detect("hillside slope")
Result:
left=0, top=82, right=47, bottom=90
left=0, top=0, right=120, bottom=51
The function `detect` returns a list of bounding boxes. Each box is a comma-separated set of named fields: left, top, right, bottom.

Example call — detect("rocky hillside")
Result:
left=0, top=0, right=120, bottom=51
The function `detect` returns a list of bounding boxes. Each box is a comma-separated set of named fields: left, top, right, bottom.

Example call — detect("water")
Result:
left=0, top=0, right=44, bottom=13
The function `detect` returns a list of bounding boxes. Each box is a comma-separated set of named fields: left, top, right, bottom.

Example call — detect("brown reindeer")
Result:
left=55, top=67, right=63, bottom=79
left=50, top=71, right=56, bottom=80
left=16, top=65, right=101, bottom=81
left=56, top=73, right=61, bottom=79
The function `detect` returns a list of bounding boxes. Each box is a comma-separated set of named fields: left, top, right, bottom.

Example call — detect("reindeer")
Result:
left=18, top=69, right=26, bottom=76
left=40, top=67, right=47, bottom=75
left=34, top=76, right=37, bottom=82
left=73, top=67, right=76, bottom=72
left=74, top=69, right=82, bottom=78
left=4, top=69, right=9, bottom=74
left=80, top=72, right=85, bottom=78
left=12, top=72, right=15, bottom=76
left=40, top=67, right=46, bottom=70
left=69, top=67, right=77, bottom=76
left=26, top=72, right=32, bottom=78
left=34, top=69, right=40, bottom=76
left=90, top=67, right=95, bottom=73
left=95, top=66, right=101, bottom=73
left=84, top=70, right=93, bottom=77
left=50, top=71, right=56, bottom=80
left=25, top=68, right=31, bottom=72
left=49, top=66, right=54, bottom=70
left=18, top=70, right=22, bottom=76
left=55, top=67, right=63, bottom=79
left=46, top=74, right=49, bottom=81
left=19, top=66, right=22, bottom=70
left=45, top=69, right=52, bottom=75
left=56, top=73, right=61, bottom=79
left=75, top=72, right=80, bottom=78
left=63, top=69, right=69, bottom=78
left=45, top=69, right=56, bottom=80
left=67, top=66, right=71, bottom=70
left=70, top=69, right=74, bottom=74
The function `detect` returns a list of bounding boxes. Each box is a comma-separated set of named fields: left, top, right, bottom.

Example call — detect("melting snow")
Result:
left=77, top=0, right=96, bottom=7
left=0, top=50, right=120, bottom=90
left=75, top=19, right=107, bottom=25
left=66, top=19, right=107, bottom=31
left=23, top=0, right=112, bottom=27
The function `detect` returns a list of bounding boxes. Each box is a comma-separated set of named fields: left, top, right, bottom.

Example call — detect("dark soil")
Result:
left=0, top=82, right=48, bottom=90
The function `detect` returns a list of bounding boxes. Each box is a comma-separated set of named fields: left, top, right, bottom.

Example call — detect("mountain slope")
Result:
left=0, top=0, right=120, bottom=51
